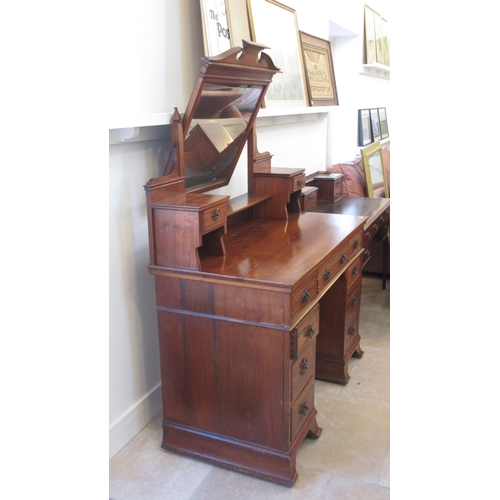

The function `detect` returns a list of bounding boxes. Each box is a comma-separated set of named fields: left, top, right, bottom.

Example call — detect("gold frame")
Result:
left=247, top=0, right=308, bottom=108
left=361, top=141, right=389, bottom=198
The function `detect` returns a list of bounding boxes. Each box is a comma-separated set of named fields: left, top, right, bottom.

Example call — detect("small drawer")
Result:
left=333, top=177, right=343, bottom=201
left=346, top=255, right=362, bottom=291
left=344, top=311, right=360, bottom=352
left=291, top=275, right=318, bottom=320
left=201, top=204, right=227, bottom=233
left=291, top=340, right=316, bottom=402
left=348, top=229, right=363, bottom=259
left=292, top=174, right=306, bottom=193
left=300, top=186, right=318, bottom=212
left=318, top=243, right=349, bottom=293
left=291, top=303, right=319, bottom=360
left=290, top=380, right=315, bottom=442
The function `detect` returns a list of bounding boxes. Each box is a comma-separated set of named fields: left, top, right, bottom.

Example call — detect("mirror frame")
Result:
left=361, top=141, right=389, bottom=198
left=162, top=40, right=280, bottom=194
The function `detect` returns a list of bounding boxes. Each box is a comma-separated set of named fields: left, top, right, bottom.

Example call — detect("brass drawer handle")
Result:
left=348, top=326, right=356, bottom=335
left=339, top=254, right=347, bottom=264
left=350, top=296, right=358, bottom=306
left=298, top=179, right=304, bottom=186
left=305, top=325, right=315, bottom=338
left=323, top=269, right=331, bottom=281
left=352, top=239, right=360, bottom=249
left=212, top=208, right=221, bottom=221
left=365, top=231, right=371, bottom=239
left=301, top=290, right=311, bottom=304
left=352, top=266, right=359, bottom=276
left=299, top=402, right=309, bottom=416
left=300, top=358, right=309, bottom=376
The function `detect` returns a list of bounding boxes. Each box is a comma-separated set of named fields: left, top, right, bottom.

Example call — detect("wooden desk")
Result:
left=148, top=210, right=365, bottom=486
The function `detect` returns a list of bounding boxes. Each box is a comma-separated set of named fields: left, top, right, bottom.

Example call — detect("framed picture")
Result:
left=364, top=5, right=376, bottom=64
left=378, top=107, right=389, bottom=139
left=370, top=108, right=381, bottom=142
left=299, top=31, right=338, bottom=106
left=200, top=0, right=232, bottom=57
left=361, top=141, right=389, bottom=198
left=381, top=18, right=390, bottom=66
left=248, top=0, right=307, bottom=108
left=358, top=109, right=372, bottom=146
left=374, top=12, right=385, bottom=65
left=226, top=0, right=252, bottom=49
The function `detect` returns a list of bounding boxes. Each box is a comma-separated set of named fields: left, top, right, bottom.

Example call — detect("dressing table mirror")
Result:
left=361, top=141, right=389, bottom=198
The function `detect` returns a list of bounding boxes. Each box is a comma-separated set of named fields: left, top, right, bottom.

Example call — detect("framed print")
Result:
left=374, top=12, right=385, bottom=65
left=200, top=0, right=232, bottom=57
left=364, top=5, right=376, bottom=64
left=381, top=18, right=390, bottom=66
left=299, top=31, right=338, bottom=106
left=370, top=108, right=381, bottom=142
left=358, top=109, right=372, bottom=146
left=378, top=107, right=389, bottom=139
left=248, top=0, right=307, bottom=108
left=226, top=0, right=252, bottom=48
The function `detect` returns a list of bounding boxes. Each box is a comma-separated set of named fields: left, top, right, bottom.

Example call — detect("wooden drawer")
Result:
left=346, top=285, right=361, bottom=317
left=291, top=274, right=318, bottom=321
left=347, top=229, right=363, bottom=259
left=344, top=310, right=360, bottom=352
left=290, top=380, right=314, bottom=442
left=201, top=203, right=227, bottom=233
left=291, top=340, right=315, bottom=402
left=346, top=255, right=362, bottom=291
left=292, top=174, right=306, bottom=193
left=317, top=242, right=349, bottom=293
left=291, top=303, right=319, bottom=360
left=300, top=186, right=318, bottom=212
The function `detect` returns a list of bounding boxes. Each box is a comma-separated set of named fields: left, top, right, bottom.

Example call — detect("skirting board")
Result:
left=109, top=383, right=163, bottom=459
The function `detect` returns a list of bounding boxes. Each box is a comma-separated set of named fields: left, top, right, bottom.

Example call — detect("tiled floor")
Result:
left=110, top=274, right=390, bottom=499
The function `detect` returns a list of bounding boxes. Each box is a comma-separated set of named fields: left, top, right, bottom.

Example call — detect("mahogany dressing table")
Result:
left=143, top=42, right=368, bottom=486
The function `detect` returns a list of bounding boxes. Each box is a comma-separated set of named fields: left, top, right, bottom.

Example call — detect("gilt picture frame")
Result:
left=200, top=0, right=232, bottom=57
left=299, top=31, right=338, bottom=106
left=247, top=0, right=308, bottom=108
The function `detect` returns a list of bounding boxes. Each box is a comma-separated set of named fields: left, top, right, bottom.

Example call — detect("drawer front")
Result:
left=346, top=255, right=362, bottom=291
left=346, top=284, right=361, bottom=317
left=333, top=177, right=343, bottom=201
left=291, top=340, right=316, bottom=402
left=291, top=303, right=319, bottom=360
left=292, top=174, right=306, bottom=193
left=344, top=310, right=360, bottom=352
left=303, top=190, right=317, bottom=211
left=201, top=204, right=227, bottom=233
left=291, top=275, right=318, bottom=320
left=348, top=229, right=363, bottom=259
left=318, top=243, right=349, bottom=293
left=290, top=381, right=315, bottom=442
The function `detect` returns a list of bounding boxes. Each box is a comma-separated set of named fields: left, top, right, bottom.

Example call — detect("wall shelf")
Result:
left=360, top=63, right=390, bottom=79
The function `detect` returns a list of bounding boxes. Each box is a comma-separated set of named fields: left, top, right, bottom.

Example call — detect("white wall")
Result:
left=109, top=0, right=391, bottom=458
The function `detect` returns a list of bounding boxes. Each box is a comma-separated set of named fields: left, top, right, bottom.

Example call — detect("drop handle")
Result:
left=300, top=358, right=309, bottom=376
left=323, top=269, right=332, bottom=281
left=350, top=296, right=358, bottom=306
left=301, top=290, right=311, bottom=304
left=298, top=179, right=304, bottom=186
left=339, top=254, right=347, bottom=264
left=212, top=208, right=221, bottom=221
left=305, top=325, right=315, bottom=338
left=352, top=266, right=359, bottom=276
left=299, top=402, right=309, bottom=416
left=352, top=239, right=360, bottom=249
left=348, top=326, right=356, bottom=335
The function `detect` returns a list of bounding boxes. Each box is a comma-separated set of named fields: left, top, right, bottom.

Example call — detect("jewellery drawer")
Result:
left=201, top=203, right=227, bottom=233
left=290, top=380, right=315, bottom=442
left=333, top=176, right=343, bottom=202
left=346, top=255, right=362, bottom=291
left=292, top=173, right=306, bottom=193
left=317, top=243, right=349, bottom=293
left=291, top=340, right=316, bottom=402
left=291, top=303, right=319, bottom=360
left=300, top=186, right=318, bottom=212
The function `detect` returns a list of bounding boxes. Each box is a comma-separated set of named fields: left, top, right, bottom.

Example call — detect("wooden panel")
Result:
left=290, top=381, right=314, bottom=442
left=291, top=304, right=320, bottom=360
left=215, top=321, right=286, bottom=449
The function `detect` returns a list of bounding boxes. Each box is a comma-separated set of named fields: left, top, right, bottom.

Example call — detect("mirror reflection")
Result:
left=184, top=83, right=264, bottom=190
